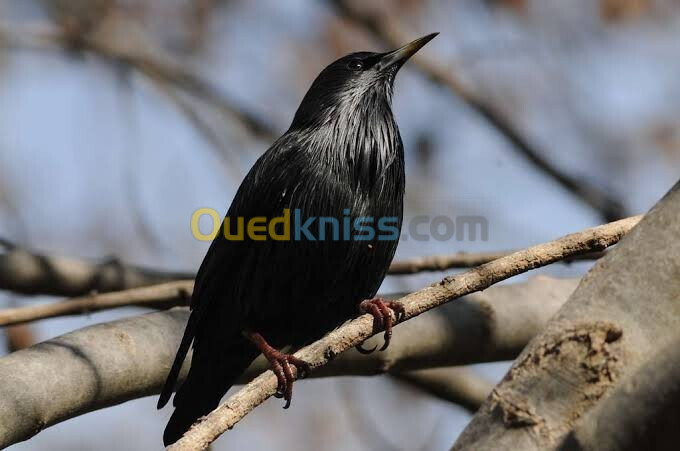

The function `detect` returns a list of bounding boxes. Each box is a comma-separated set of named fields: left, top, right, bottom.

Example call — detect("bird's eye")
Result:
left=347, top=59, right=364, bottom=71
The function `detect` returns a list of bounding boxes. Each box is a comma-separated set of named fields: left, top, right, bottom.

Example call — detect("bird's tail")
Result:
left=158, top=310, right=200, bottom=411
left=162, top=335, right=259, bottom=446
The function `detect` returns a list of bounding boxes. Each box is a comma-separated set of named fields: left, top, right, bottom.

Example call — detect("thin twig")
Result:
left=388, top=250, right=606, bottom=274
left=0, top=281, right=192, bottom=327
left=0, top=236, right=601, bottom=302
left=0, top=247, right=596, bottom=326
left=328, top=0, right=627, bottom=221
left=170, top=215, right=642, bottom=450
left=0, top=23, right=277, bottom=140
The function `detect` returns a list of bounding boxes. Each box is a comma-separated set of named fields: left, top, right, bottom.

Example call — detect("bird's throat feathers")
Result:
left=290, top=78, right=402, bottom=191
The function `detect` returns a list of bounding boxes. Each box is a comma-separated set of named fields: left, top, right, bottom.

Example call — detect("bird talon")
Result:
left=359, top=298, right=405, bottom=351
left=245, top=331, right=311, bottom=409
left=355, top=342, right=377, bottom=354
left=379, top=331, right=392, bottom=352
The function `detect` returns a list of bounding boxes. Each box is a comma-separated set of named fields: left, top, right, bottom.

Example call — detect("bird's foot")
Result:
left=245, top=331, right=311, bottom=409
left=355, top=297, right=406, bottom=354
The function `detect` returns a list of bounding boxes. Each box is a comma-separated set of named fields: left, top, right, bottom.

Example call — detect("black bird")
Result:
left=158, top=33, right=438, bottom=446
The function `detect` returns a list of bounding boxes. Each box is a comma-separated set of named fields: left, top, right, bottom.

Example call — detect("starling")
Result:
left=158, top=33, right=438, bottom=446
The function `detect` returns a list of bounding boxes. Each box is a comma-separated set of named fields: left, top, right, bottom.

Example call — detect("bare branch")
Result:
left=328, top=0, right=627, bottom=221
left=300, top=276, right=579, bottom=377
left=0, top=309, right=192, bottom=448
left=0, top=238, right=599, bottom=303
left=388, top=250, right=606, bottom=274
left=4, top=324, right=34, bottom=352
left=0, top=281, right=192, bottom=327
left=453, top=181, right=680, bottom=450
left=395, top=367, right=494, bottom=413
left=0, top=276, right=577, bottom=448
left=0, top=241, right=192, bottom=297
left=170, top=215, right=641, bottom=450
left=0, top=23, right=277, bottom=140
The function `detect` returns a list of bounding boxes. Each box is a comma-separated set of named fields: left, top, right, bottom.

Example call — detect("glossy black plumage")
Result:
left=158, top=33, right=437, bottom=446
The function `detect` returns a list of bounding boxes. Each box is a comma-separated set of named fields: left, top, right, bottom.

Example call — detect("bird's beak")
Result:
left=377, top=33, right=439, bottom=71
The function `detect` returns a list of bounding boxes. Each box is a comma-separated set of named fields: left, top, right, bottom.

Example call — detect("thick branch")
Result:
left=560, top=337, right=680, bottom=451
left=0, top=242, right=192, bottom=297
left=0, top=276, right=577, bottom=448
left=170, top=215, right=641, bottom=450
left=0, top=309, right=192, bottom=448
left=329, top=0, right=626, bottom=221
left=395, top=367, right=494, bottom=413
left=453, top=181, right=680, bottom=450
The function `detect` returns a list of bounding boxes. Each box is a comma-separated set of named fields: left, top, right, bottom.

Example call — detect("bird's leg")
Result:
left=355, top=297, right=406, bottom=354
left=244, top=331, right=311, bottom=409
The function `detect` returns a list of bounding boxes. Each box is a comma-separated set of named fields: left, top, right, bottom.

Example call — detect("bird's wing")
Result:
left=158, top=136, right=307, bottom=407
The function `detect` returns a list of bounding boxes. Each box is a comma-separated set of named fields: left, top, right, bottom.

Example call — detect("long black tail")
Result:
left=162, top=335, right=259, bottom=446
left=158, top=310, right=200, bottom=410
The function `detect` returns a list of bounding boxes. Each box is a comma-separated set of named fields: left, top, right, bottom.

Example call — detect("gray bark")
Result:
left=0, top=309, right=190, bottom=447
left=453, top=181, right=680, bottom=450
left=560, top=337, right=680, bottom=451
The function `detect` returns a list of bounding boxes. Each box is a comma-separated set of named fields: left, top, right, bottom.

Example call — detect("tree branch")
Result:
left=328, top=0, right=627, bottom=221
left=453, top=181, right=680, bottom=450
left=395, top=367, right=494, bottom=413
left=560, top=337, right=680, bottom=451
left=0, top=23, right=277, bottom=140
left=170, top=215, right=641, bottom=450
left=0, top=281, right=193, bottom=327
left=0, top=241, right=192, bottom=297
left=388, top=250, right=606, bottom=274
left=0, top=276, right=577, bottom=448
left=0, top=238, right=599, bottom=303
left=0, top=309, right=191, bottom=448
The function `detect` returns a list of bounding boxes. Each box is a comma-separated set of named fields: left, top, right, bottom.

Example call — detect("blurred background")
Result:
left=0, top=0, right=678, bottom=449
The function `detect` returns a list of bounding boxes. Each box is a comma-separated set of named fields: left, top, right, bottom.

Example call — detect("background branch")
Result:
left=329, top=0, right=627, bottom=221
left=0, top=280, right=192, bottom=327
left=0, top=241, right=192, bottom=297
left=0, top=23, right=278, bottom=140
left=0, top=238, right=601, bottom=301
left=388, top=250, right=606, bottom=274
left=395, top=367, right=494, bottom=413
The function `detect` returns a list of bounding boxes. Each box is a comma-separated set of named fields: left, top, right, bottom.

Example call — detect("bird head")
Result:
left=290, top=33, right=438, bottom=130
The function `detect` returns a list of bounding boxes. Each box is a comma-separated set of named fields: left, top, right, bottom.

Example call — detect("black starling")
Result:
left=158, top=33, right=438, bottom=446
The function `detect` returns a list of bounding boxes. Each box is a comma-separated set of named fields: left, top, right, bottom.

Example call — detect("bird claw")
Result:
left=245, top=331, right=311, bottom=409
left=356, top=297, right=406, bottom=352
left=264, top=352, right=311, bottom=409
left=355, top=342, right=377, bottom=354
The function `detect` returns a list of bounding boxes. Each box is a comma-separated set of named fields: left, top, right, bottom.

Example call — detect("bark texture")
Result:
left=453, top=181, right=680, bottom=450
left=559, top=337, right=680, bottom=451
left=0, top=309, right=190, bottom=447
